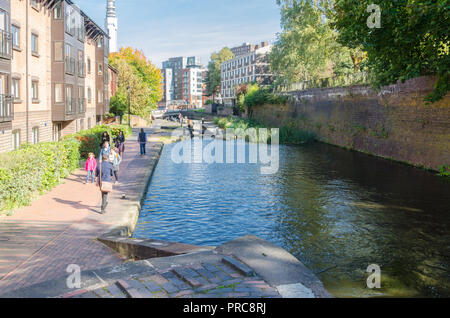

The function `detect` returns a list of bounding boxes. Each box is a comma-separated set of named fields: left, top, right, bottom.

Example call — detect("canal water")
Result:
left=133, top=138, right=450, bottom=298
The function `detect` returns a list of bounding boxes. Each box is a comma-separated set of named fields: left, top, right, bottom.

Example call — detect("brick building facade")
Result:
left=0, top=0, right=116, bottom=154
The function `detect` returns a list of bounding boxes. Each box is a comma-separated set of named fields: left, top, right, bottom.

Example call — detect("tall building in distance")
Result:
left=161, top=57, right=206, bottom=109
left=105, top=0, right=118, bottom=53
left=221, top=42, right=273, bottom=108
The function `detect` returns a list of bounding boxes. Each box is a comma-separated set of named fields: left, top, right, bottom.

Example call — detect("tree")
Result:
left=206, top=47, right=234, bottom=101
left=270, top=0, right=365, bottom=85
left=331, top=0, right=449, bottom=102
left=109, top=47, right=163, bottom=118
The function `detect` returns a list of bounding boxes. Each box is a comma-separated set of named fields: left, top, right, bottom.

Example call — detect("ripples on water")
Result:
left=133, top=139, right=450, bottom=298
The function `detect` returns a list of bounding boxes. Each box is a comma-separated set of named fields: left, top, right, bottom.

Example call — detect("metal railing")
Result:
left=0, top=30, right=12, bottom=59
left=65, top=57, right=76, bottom=75
left=78, top=61, right=86, bottom=77
left=276, top=72, right=371, bottom=93
left=65, top=96, right=76, bottom=115
left=78, top=97, right=86, bottom=113
left=0, top=94, right=13, bottom=122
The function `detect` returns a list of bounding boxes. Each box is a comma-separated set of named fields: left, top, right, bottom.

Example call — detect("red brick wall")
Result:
left=251, top=76, right=450, bottom=171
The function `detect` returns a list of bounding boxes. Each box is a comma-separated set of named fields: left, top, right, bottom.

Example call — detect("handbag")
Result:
left=99, top=161, right=114, bottom=193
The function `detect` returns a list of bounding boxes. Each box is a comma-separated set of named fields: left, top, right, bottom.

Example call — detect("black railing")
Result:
left=0, top=94, right=13, bottom=122
left=66, top=96, right=76, bottom=115
left=0, top=30, right=12, bottom=59
left=78, top=98, right=86, bottom=113
left=65, top=57, right=76, bottom=75
left=78, top=61, right=86, bottom=77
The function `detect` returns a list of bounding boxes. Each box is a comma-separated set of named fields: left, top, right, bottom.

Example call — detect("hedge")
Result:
left=0, top=139, right=80, bottom=213
left=63, top=124, right=132, bottom=159
left=0, top=124, right=132, bottom=214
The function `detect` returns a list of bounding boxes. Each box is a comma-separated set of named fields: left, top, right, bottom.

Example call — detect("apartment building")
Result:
left=0, top=0, right=114, bottom=154
left=161, top=56, right=206, bottom=109
left=220, top=42, right=273, bottom=107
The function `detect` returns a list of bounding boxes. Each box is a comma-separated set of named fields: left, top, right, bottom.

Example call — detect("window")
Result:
left=98, top=63, right=103, bottom=76
left=32, top=127, right=39, bottom=145
left=87, top=87, right=92, bottom=103
left=12, top=130, right=20, bottom=151
left=54, top=42, right=63, bottom=61
left=55, top=83, right=63, bottom=103
left=31, top=81, right=38, bottom=100
left=11, top=78, right=19, bottom=100
left=87, top=58, right=91, bottom=74
left=31, top=0, right=39, bottom=10
left=53, top=2, right=62, bottom=19
left=11, top=25, right=19, bottom=48
left=98, top=90, right=103, bottom=103
left=31, top=33, right=38, bottom=55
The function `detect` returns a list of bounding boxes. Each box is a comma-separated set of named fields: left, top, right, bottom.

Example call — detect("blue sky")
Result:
left=74, top=0, right=282, bottom=68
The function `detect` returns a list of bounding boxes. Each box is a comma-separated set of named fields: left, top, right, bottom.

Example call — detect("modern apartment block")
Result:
left=0, top=0, right=116, bottom=154
left=161, top=56, right=206, bottom=109
left=221, top=41, right=273, bottom=107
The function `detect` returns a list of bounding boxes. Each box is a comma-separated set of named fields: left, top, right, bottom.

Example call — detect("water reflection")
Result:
left=134, top=139, right=450, bottom=297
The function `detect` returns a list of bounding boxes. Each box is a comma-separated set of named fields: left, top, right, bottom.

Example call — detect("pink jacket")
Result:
left=85, top=158, right=97, bottom=172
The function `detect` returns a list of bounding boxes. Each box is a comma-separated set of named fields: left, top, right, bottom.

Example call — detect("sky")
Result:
left=74, top=0, right=282, bottom=68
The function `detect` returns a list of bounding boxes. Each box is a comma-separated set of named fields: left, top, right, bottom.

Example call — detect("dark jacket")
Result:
left=96, top=161, right=114, bottom=182
left=101, top=134, right=110, bottom=146
left=138, top=132, right=147, bottom=143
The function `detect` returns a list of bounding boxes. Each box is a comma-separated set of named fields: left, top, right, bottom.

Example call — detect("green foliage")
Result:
left=270, top=0, right=365, bottom=86
left=109, top=90, right=128, bottom=117
left=206, top=47, right=234, bottom=98
left=332, top=0, right=450, bottom=102
left=213, top=117, right=315, bottom=144
left=0, top=139, right=80, bottom=213
left=438, top=165, right=450, bottom=178
left=236, top=83, right=289, bottom=114
left=205, top=100, right=214, bottom=105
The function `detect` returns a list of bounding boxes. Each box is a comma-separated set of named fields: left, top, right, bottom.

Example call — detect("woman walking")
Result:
left=96, top=154, right=114, bottom=214
left=115, top=130, right=125, bottom=157
left=101, top=131, right=110, bottom=148
left=110, top=147, right=122, bottom=184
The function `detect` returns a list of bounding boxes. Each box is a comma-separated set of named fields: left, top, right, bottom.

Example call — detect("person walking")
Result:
left=138, top=128, right=147, bottom=155
left=116, top=130, right=125, bottom=157
left=96, top=154, right=114, bottom=214
left=85, top=152, right=97, bottom=184
left=178, top=113, right=183, bottom=127
left=99, top=141, right=111, bottom=163
left=101, top=131, right=110, bottom=148
left=110, top=147, right=122, bottom=184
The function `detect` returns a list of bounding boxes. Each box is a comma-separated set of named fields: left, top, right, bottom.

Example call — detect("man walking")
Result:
left=138, top=128, right=147, bottom=155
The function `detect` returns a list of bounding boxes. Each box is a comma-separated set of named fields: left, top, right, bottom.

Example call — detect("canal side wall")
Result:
left=251, top=76, right=450, bottom=171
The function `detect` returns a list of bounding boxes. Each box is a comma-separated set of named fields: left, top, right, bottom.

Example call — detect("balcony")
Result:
left=78, top=61, right=86, bottom=78
left=0, top=30, right=12, bottom=59
left=78, top=98, right=86, bottom=113
left=66, top=97, right=76, bottom=115
left=65, top=57, right=76, bottom=75
left=0, top=94, right=13, bottom=122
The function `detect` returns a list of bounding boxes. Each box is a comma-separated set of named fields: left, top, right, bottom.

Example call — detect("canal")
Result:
left=133, top=138, right=450, bottom=298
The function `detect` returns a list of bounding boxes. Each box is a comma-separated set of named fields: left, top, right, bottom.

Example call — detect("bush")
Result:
left=0, top=139, right=80, bottom=213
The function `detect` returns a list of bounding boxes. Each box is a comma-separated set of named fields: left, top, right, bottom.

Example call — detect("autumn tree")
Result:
left=206, top=47, right=234, bottom=101
left=109, top=47, right=163, bottom=118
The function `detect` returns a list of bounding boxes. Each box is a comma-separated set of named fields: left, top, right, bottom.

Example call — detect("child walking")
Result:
left=110, top=147, right=122, bottom=184
left=85, top=152, right=97, bottom=184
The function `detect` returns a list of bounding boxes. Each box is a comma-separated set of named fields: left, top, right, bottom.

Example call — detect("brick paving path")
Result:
left=0, top=128, right=156, bottom=295
left=62, top=258, right=282, bottom=299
